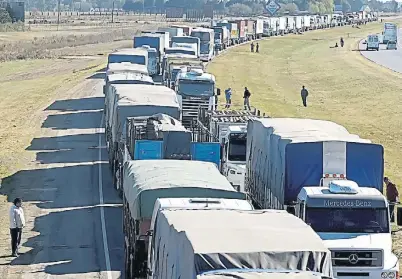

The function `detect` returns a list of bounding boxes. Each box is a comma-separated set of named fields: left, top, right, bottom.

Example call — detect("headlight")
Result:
left=229, top=169, right=236, bottom=175
left=382, top=271, right=397, bottom=278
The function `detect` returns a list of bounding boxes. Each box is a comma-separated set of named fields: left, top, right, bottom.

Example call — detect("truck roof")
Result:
left=177, top=70, right=215, bottom=82
left=123, top=160, right=245, bottom=219
left=255, top=118, right=371, bottom=143
left=155, top=209, right=332, bottom=277
left=107, top=62, right=149, bottom=75
left=112, top=48, right=148, bottom=56
left=107, top=73, right=153, bottom=84
left=191, top=27, right=214, bottom=33
left=155, top=197, right=253, bottom=211
left=198, top=270, right=331, bottom=279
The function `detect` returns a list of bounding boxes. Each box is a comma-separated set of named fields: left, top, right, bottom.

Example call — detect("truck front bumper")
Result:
left=333, top=267, right=398, bottom=279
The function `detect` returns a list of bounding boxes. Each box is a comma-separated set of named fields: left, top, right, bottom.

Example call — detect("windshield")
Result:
left=165, top=49, right=195, bottom=56
left=148, top=52, right=157, bottom=58
left=178, top=81, right=214, bottom=96
left=200, top=43, right=210, bottom=54
left=305, top=207, right=389, bottom=233
left=108, top=54, right=146, bottom=65
left=191, top=31, right=211, bottom=42
left=228, top=137, right=246, bottom=161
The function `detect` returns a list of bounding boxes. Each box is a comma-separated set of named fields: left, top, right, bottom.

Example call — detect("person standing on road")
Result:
left=256, top=43, right=260, bottom=53
left=385, top=177, right=399, bottom=222
left=224, top=87, right=232, bottom=109
left=243, top=87, right=251, bottom=110
left=301, top=85, right=309, bottom=107
left=250, top=42, right=254, bottom=52
left=9, top=197, right=25, bottom=257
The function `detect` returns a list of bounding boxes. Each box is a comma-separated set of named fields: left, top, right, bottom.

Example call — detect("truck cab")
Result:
left=139, top=45, right=158, bottom=75
left=295, top=180, right=399, bottom=279
left=175, top=68, right=218, bottom=128
left=221, top=125, right=247, bottom=192
left=366, top=34, right=380, bottom=51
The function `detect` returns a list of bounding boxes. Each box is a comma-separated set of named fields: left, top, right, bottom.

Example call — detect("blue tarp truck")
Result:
left=134, top=35, right=165, bottom=74
left=245, top=118, right=384, bottom=209
left=245, top=118, right=400, bottom=279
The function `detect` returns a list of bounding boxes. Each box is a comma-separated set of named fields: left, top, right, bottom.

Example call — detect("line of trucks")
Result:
left=101, top=14, right=397, bottom=279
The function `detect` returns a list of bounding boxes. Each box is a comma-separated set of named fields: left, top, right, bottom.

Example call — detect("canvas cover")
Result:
left=152, top=209, right=332, bottom=279
left=122, top=160, right=245, bottom=220
left=245, top=118, right=384, bottom=208
left=108, top=84, right=180, bottom=144
left=198, top=270, right=330, bottom=279
left=106, top=62, right=149, bottom=76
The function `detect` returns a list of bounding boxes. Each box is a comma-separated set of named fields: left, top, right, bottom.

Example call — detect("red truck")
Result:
left=233, top=19, right=246, bottom=43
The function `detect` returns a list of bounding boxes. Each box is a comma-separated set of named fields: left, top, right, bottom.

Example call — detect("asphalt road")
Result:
left=0, top=73, right=123, bottom=278
left=359, top=29, right=402, bottom=73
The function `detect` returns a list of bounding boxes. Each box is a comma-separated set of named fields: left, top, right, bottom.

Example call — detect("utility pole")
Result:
left=57, top=0, right=61, bottom=31
left=111, top=0, right=114, bottom=23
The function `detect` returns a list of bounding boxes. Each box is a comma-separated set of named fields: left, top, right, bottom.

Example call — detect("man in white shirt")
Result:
left=9, top=197, right=25, bottom=257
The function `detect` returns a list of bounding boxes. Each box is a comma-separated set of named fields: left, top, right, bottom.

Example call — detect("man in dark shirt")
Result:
left=384, top=177, right=399, bottom=222
left=301, top=85, right=309, bottom=107
left=243, top=87, right=251, bottom=110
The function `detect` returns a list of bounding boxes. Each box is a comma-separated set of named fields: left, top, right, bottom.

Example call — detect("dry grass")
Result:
left=207, top=19, right=402, bottom=261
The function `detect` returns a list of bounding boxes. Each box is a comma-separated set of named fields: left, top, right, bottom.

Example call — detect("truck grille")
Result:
left=331, top=250, right=382, bottom=267
left=182, top=97, right=210, bottom=128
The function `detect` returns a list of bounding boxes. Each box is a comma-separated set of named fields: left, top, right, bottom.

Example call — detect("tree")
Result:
left=227, top=3, right=252, bottom=16
left=279, top=3, right=298, bottom=13
left=0, top=8, right=12, bottom=23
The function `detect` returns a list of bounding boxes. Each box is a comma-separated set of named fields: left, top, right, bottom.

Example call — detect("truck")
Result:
left=148, top=209, right=333, bottom=278
left=213, top=26, right=229, bottom=50
left=234, top=19, right=246, bottom=42
left=165, top=60, right=204, bottom=89
left=278, top=17, right=287, bottom=34
left=122, top=160, right=247, bottom=278
left=170, top=24, right=192, bottom=36
left=175, top=68, right=218, bottom=128
left=245, top=19, right=255, bottom=40
left=170, top=35, right=200, bottom=57
left=133, top=34, right=165, bottom=74
left=286, top=16, right=295, bottom=33
left=164, top=46, right=197, bottom=56
left=161, top=54, right=200, bottom=84
left=295, top=16, right=303, bottom=32
left=245, top=118, right=399, bottom=279
left=303, top=15, right=311, bottom=31
left=104, top=71, right=153, bottom=98
left=141, top=31, right=169, bottom=51
left=158, top=26, right=183, bottom=40
left=196, top=108, right=266, bottom=192
left=107, top=48, right=148, bottom=69
left=191, top=27, right=215, bottom=61
left=383, top=22, right=398, bottom=44
left=255, top=18, right=264, bottom=39
left=105, top=84, right=181, bottom=183
left=217, top=22, right=238, bottom=45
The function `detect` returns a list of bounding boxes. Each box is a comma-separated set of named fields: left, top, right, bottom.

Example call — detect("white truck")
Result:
left=255, top=19, right=264, bottom=39
left=148, top=209, right=333, bottom=278
left=245, top=118, right=399, bottom=279
left=366, top=34, right=380, bottom=51
left=383, top=22, right=398, bottom=44
left=196, top=109, right=266, bottom=192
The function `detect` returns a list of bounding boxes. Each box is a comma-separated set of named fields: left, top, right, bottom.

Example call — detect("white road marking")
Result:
left=98, top=113, right=113, bottom=279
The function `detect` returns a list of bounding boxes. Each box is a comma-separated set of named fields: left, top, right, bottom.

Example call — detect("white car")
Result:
left=366, top=34, right=380, bottom=51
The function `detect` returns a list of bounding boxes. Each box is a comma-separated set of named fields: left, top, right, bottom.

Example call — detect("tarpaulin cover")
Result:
left=122, top=160, right=245, bottom=220
left=198, top=270, right=330, bottom=279
left=246, top=118, right=384, bottom=208
left=108, top=84, right=180, bottom=144
left=106, top=62, right=149, bottom=75
left=152, top=209, right=333, bottom=279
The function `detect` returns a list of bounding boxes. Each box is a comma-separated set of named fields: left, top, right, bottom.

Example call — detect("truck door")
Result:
left=191, top=142, right=221, bottom=168
left=134, top=140, right=163, bottom=160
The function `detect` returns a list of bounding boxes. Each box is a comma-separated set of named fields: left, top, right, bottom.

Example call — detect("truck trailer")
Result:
left=122, top=160, right=246, bottom=278
left=148, top=209, right=333, bottom=278
left=245, top=118, right=398, bottom=279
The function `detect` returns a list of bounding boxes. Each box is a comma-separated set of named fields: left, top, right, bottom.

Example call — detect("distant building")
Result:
left=0, top=1, right=24, bottom=22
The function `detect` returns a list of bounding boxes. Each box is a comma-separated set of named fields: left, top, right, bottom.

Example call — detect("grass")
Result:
left=208, top=20, right=402, bottom=187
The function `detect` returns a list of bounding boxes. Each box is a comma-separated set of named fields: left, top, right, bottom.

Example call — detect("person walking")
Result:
left=243, top=87, right=251, bottom=110
left=256, top=43, right=260, bottom=53
left=224, top=87, right=232, bottom=109
left=250, top=42, right=254, bottom=52
left=301, top=85, right=309, bottom=107
left=9, top=197, right=25, bottom=257
left=384, top=177, right=399, bottom=222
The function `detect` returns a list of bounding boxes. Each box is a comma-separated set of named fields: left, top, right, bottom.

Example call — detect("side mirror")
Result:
left=397, top=206, right=402, bottom=226
left=216, top=88, right=221, bottom=96
left=103, top=85, right=106, bottom=95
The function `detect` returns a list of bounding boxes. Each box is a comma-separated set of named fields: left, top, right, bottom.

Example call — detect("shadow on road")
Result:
left=0, top=95, right=123, bottom=276
left=45, top=97, right=105, bottom=112
left=41, top=111, right=103, bottom=130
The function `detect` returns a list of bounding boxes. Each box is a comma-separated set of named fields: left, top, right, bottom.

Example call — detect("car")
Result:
left=387, top=40, right=397, bottom=50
